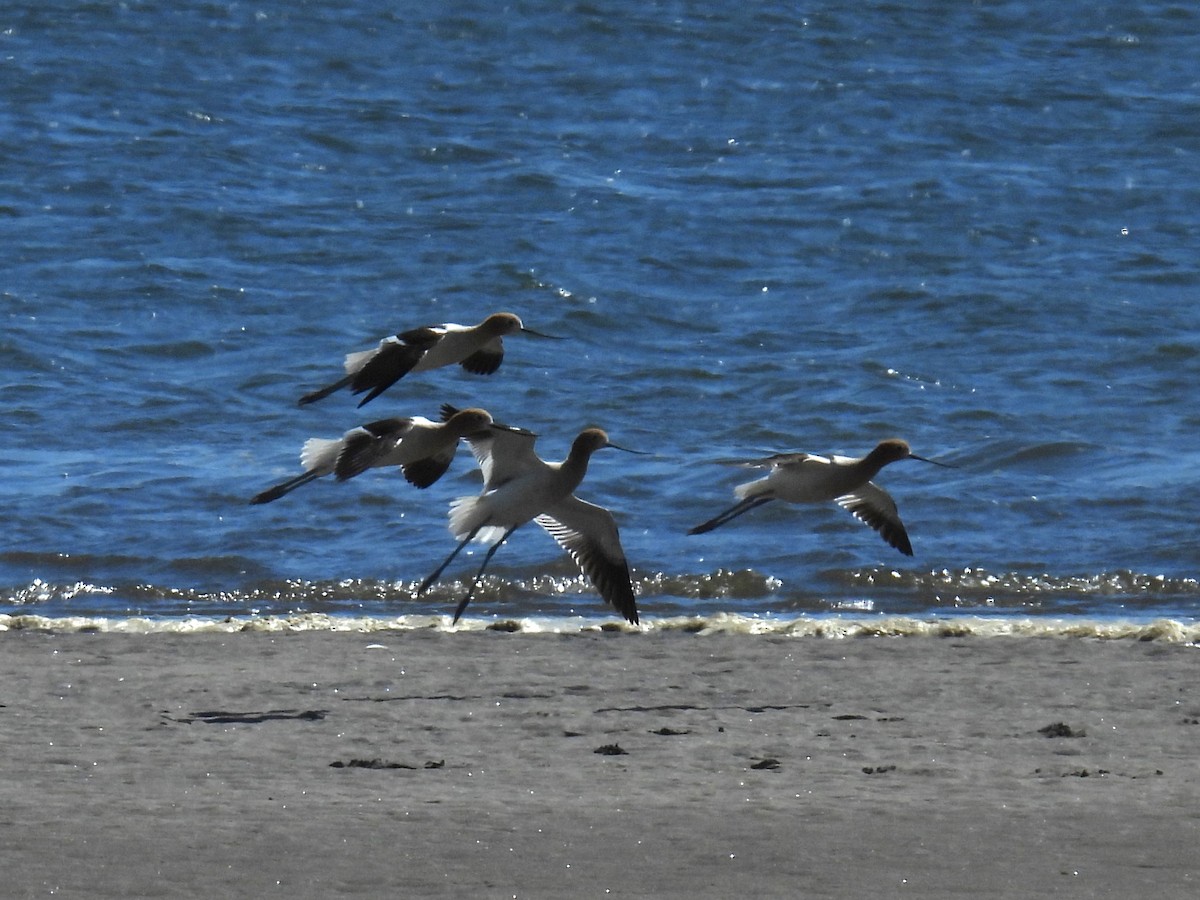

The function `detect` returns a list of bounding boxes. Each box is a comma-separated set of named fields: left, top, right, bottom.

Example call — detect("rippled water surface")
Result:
left=4, top=1, right=1200, bottom=625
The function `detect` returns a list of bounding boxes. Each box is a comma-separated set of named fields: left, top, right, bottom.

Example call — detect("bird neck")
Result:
left=856, top=447, right=900, bottom=482
left=557, top=447, right=594, bottom=493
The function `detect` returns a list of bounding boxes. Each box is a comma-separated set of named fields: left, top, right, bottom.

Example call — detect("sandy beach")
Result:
left=2, top=626, right=1197, bottom=898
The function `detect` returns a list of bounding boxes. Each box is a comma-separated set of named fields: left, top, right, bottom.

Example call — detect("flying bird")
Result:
left=420, top=406, right=642, bottom=625
left=249, top=407, right=497, bottom=504
left=299, top=312, right=557, bottom=407
left=689, top=439, right=951, bottom=555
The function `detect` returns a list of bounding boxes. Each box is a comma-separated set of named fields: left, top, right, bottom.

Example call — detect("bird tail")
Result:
left=449, top=496, right=507, bottom=544
left=343, top=348, right=375, bottom=373
left=300, top=437, right=341, bottom=473
left=733, top=475, right=772, bottom=502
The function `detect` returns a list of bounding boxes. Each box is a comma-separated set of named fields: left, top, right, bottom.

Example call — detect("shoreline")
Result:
left=3, top=629, right=1198, bottom=897
left=3, top=610, right=1200, bottom=641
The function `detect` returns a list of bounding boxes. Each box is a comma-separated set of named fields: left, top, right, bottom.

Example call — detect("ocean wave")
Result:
left=2, top=610, right=1198, bottom=643
left=5, top=566, right=1200, bottom=622
left=840, top=566, right=1200, bottom=601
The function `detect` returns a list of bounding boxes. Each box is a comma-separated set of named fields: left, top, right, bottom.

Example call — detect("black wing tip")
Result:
left=354, top=386, right=386, bottom=407
left=590, top=562, right=639, bottom=626
left=402, top=456, right=453, bottom=489
left=841, top=497, right=914, bottom=557
left=608, top=590, right=640, bottom=626
left=459, top=349, right=503, bottom=375
left=879, top=520, right=914, bottom=556
left=595, top=581, right=639, bottom=625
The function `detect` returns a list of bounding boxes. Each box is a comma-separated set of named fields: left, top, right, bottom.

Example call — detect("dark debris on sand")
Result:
left=330, top=758, right=445, bottom=770
left=166, top=709, right=327, bottom=725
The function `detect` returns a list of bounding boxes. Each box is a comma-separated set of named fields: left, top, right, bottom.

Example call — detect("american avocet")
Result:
left=420, top=407, right=642, bottom=625
left=249, top=408, right=496, bottom=505
left=688, top=439, right=951, bottom=555
left=299, top=312, right=557, bottom=407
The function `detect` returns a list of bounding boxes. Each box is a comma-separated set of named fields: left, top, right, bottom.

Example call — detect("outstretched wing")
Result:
left=536, top=496, right=639, bottom=625
left=349, top=329, right=441, bottom=406
left=719, top=451, right=821, bottom=471
left=334, top=418, right=414, bottom=481
left=835, top=482, right=913, bottom=556
left=400, top=453, right=455, bottom=489
left=459, top=336, right=504, bottom=375
left=440, top=403, right=539, bottom=490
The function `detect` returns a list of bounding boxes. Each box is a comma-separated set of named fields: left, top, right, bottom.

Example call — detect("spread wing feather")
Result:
left=835, top=483, right=913, bottom=556
left=536, top=496, right=638, bottom=625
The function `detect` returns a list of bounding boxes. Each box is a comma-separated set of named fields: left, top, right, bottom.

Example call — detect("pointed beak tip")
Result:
left=912, top=454, right=956, bottom=469
left=607, top=442, right=650, bottom=455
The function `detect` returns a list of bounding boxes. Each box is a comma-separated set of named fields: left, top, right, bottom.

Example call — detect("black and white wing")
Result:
left=298, top=327, right=441, bottom=407
left=346, top=327, right=443, bottom=407
left=334, top=418, right=412, bottom=481
left=333, top=417, right=458, bottom=488
left=459, top=336, right=504, bottom=375
left=440, top=403, right=539, bottom=490
left=537, top=495, right=639, bottom=625
left=835, top=482, right=913, bottom=556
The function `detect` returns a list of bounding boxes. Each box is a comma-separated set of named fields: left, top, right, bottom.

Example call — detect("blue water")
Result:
left=4, top=0, right=1200, bottom=628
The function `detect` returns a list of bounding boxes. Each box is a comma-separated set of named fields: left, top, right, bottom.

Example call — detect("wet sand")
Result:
left=2, top=628, right=1197, bottom=898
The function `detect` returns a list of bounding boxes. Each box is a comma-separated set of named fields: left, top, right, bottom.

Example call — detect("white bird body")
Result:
left=296, top=421, right=438, bottom=478
left=734, top=452, right=887, bottom=504
left=340, top=321, right=503, bottom=379
left=690, top=439, right=949, bottom=556
left=409, top=321, right=508, bottom=373
left=300, top=312, right=555, bottom=407
left=250, top=408, right=495, bottom=504
left=449, top=435, right=591, bottom=544
left=422, top=410, right=639, bottom=625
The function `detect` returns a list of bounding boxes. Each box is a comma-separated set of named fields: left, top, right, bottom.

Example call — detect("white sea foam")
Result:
left=3, top=612, right=1198, bottom=642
